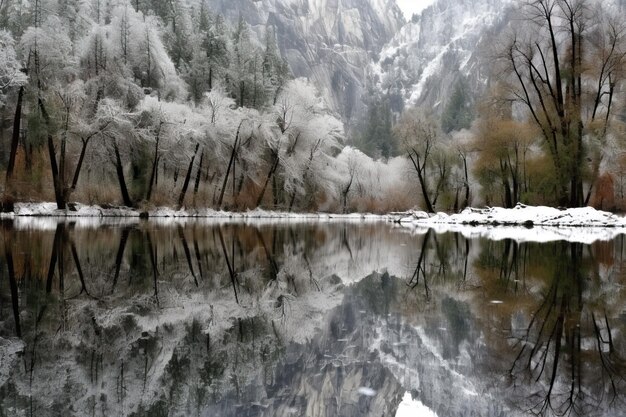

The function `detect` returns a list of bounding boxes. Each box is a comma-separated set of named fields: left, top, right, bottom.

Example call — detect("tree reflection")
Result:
left=506, top=241, right=625, bottom=416
left=2, top=221, right=625, bottom=417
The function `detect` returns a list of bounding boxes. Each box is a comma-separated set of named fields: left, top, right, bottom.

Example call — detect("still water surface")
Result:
left=0, top=219, right=625, bottom=417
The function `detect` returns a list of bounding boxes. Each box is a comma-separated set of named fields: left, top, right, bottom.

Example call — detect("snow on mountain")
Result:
left=372, top=0, right=513, bottom=114
left=373, top=0, right=626, bottom=116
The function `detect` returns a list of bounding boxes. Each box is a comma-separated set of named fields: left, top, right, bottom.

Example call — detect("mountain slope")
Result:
left=371, top=0, right=513, bottom=117
left=372, top=0, right=626, bottom=122
left=204, top=0, right=405, bottom=120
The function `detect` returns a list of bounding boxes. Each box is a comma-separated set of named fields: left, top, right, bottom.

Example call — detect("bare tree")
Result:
left=499, top=0, right=626, bottom=206
left=394, top=108, right=450, bottom=213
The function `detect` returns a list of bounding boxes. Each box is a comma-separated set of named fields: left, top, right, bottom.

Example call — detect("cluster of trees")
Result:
left=0, top=0, right=417, bottom=212
left=392, top=0, right=626, bottom=211
left=0, top=0, right=624, bottom=213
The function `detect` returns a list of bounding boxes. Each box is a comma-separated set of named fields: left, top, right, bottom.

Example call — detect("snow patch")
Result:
left=357, top=387, right=377, bottom=396
left=2, top=202, right=397, bottom=223
left=395, top=392, right=438, bottom=417
left=394, top=205, right=626, bottom=243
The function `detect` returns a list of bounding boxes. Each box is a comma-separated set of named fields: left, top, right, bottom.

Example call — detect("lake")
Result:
left=0, top=219, right=625, bottom=417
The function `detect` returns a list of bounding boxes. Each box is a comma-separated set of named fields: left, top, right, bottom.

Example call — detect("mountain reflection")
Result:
left=0, top=220, right=624, bottom=416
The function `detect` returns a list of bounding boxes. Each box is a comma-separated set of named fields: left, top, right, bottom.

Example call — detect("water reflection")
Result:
left=497, top=242, right=626, bottom=416
left=0, top=220, right=624, bottom=416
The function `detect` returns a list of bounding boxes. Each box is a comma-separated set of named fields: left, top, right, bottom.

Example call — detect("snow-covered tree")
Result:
left=0, top=30, right=26, bottom=107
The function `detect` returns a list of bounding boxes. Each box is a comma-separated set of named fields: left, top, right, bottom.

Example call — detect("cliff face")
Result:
left=371, top=0, right=513, bottom=115
left=204, top=0, right=405, bottom=121
left=372, top=0, right=626, bottom=118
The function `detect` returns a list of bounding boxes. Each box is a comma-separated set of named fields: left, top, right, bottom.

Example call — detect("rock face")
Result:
left=202, top=0, right=626, bottom=124
left=204, top=0, right=405, bottom=121
left=371, top=0, right=513, bottom=114
left=372, top=0, right=626, bottom=117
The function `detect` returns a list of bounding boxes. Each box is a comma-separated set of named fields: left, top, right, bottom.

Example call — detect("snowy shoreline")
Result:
left=398, top=204, right=626, bottom=228
left=4, top=202, right=626, bottom=244
left=0, top=202, right=396, bottom=221
left=3, top=202, right=626, bottom=226
left=396, top=204, right=626, bottom=244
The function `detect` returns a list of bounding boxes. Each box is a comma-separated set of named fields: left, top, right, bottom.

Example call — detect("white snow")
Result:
left=1, top=202, right=397, bottom=222
left=395, top=204, right=626, bottom=244
left=4, top=202, right=140, bottom=217
left=357, top=387, right=377, bottom=396
left=399, top=204, right=626, bottom=228
left=6, top=202, right=626, bottom=244
left=395, top=392, right=438, bottom=417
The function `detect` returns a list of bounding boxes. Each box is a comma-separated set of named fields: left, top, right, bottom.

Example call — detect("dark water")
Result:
left=0, top=219, right=625, bottom=417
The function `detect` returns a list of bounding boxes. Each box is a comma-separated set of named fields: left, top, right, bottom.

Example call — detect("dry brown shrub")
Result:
left=591, top=173, right=615, bottom=211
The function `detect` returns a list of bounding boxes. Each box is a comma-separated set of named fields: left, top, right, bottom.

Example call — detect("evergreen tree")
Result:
left=441, top=78, right=473, bottom=133
left=352, top=92, right=396, bottom=159
left=261, top=25, right=290, bottom=105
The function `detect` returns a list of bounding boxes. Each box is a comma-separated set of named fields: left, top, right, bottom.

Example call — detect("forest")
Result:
left=0, top=0, right=624, bottom=213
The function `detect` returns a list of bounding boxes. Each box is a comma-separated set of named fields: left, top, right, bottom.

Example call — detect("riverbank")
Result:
left=2, top=201, right=626, bottom=244
left=3, top=202, right=625, bottom=226
left=395, top=204, right=626, bottom=244
left=0, top=202, right=396, bottom=221
left=398, top=204, right=626, bottom=228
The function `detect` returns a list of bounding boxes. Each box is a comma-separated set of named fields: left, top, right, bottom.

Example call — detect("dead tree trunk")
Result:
left=177, top=143, right=200, bottom=209
left=218, top=122, right=243, bottom=208
left=113, top=140, right=133, bottom=207
left=6, top=85, right=24, bottom=182
left=193, top=150, right=204, bottom=196
left=256, top=154, right=279, bottom=207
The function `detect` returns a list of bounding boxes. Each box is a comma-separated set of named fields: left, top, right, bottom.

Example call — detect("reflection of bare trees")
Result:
left=508, top=242, right=625, bottom=416
left=111, top=226, right=131, bottom=292
left=407, top=229, right=432, bottom=299
left=4, top=238, right=20, bottom=338
left=218, top=226, right=239, bottom=304
left=406, top=230, right=472, bottom=300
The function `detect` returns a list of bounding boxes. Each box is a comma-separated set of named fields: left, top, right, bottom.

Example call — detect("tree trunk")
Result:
left=146, top=133, right=161, bottom=202
left=6, top=85, right=24, bottom=181
left=194, top=150, right=204, bottom=195
left=2, top=86, right=24, bottom=211
left=288, top=191, right=296, bottom=212
left=408, top=151, right=434, bottom=213
left=113, top=141, right=133, bottom=207
left=272, top=174, right=279, bottom=207
left=48, top=135, right=66, bottom=209
left=38, top=98, right=66, bottom=209
left=342, top=176, right=354, bottom=214
left=178, top=143, right=200, bottom=209
left=67, top=139, right=89, bottom=198
left=256, top=155, right=279, bottom=207
left=463, top=156, right=470, bottom=209
left=218, top=122, right=243, bottom=208
left=503, top=180, right=513, bottom=209
left=239, top=81, right=245, bottom=108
